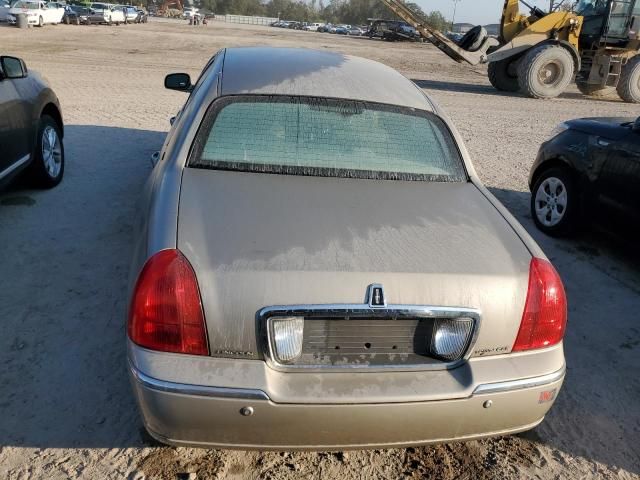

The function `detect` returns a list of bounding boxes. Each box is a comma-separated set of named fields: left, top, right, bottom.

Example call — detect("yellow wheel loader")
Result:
left=380, top=0, right=640, bottom=102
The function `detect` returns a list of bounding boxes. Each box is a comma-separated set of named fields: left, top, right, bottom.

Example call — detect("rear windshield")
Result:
left=189, top=96, right=466, bottom=182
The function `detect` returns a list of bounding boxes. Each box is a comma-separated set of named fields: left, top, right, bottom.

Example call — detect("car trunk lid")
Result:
left=177, top=169, right=531, bottom=361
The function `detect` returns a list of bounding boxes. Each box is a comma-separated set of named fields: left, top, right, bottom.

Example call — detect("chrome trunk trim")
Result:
left=473, top=365, right=566, bottom=395
left=129, top=362, right=270, bottom=400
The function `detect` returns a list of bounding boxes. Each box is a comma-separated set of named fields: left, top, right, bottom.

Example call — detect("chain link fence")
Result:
left=220, top=14, right=278, bottom=25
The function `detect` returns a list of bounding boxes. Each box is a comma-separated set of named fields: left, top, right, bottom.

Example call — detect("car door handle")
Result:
left=597, top=139, right=610, bottom=147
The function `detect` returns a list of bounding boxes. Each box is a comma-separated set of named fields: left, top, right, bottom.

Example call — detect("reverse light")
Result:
left=128, top=249, right=209, bottom=355
left=431, top=317, right=474, bottom=361
left=512, top=258, right=567, bottom=352
left=270, top=317, right=304, bottom=363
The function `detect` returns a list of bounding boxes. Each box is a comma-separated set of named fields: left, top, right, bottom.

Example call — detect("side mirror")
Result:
left=164, top=73, right=192, bottom=92
left=633, top=117, right=640, bottom=133
left=0, top=56, right=27, bottom=80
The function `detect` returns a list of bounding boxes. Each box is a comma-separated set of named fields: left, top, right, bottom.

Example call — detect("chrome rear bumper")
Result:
left=129, top=362, right=565, bottom=450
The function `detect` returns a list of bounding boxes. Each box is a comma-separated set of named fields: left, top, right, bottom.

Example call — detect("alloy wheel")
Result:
left=41, top=126, right=62, bottom=179
left=534, top=176, right=568, bottom=227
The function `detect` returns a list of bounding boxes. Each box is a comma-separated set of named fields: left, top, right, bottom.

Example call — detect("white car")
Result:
left=88, top=2, right=124, bottom=24
left=182, top=7, right=198, bottom=18
left=8, top=0, right=64, bottom=26
left=303, top=22, right=322, bottom=31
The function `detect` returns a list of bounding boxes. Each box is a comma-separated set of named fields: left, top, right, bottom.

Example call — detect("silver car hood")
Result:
left=178, top=169, right=531, bottom=359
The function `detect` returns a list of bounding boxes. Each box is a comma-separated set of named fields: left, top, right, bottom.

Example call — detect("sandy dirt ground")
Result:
left=0, top=18, right=639, bottom=480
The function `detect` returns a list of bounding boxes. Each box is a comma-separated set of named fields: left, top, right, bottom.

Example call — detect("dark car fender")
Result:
left=528, top=130, right=597, bottom=198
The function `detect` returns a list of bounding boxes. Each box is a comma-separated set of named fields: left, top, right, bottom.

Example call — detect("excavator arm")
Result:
left=378, top=0, right=498, bottom=65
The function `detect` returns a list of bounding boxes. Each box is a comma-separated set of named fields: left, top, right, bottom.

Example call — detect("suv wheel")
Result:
left=29, top=115, right=65, bottom=188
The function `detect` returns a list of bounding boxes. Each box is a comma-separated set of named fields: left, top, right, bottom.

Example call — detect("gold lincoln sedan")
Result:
left=126, top=47, right=567, bottom=449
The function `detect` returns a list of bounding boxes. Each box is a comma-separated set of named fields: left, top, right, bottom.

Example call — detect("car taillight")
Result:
left=128, top=249, right=209, bottom=355
left=512, top=258, right=567, bottom=352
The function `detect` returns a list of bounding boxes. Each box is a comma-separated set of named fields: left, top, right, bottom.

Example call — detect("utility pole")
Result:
left=451, top=0, right=461, bottom=32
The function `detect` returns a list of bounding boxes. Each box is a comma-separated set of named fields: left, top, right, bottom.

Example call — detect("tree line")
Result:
left=192, top=0, right=452, bottom=30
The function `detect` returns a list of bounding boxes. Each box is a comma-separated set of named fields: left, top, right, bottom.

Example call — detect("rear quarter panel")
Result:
left=128, top=52, right=224, bottom=296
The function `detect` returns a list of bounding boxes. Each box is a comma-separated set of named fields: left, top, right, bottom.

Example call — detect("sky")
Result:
left=415, top=0, right=554, bottom=25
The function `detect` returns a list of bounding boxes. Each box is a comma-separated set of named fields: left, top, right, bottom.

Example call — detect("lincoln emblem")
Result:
left=368, top=284, right=386, bottom=308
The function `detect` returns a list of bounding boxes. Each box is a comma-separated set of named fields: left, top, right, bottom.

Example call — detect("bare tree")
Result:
left=549, top=0, right=574, bottom=11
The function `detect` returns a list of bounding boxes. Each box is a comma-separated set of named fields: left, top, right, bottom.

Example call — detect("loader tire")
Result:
left=518, top=44, right=574, bottom=99
left=458, top=26, right=487, bottom=53
left=616, top=55, right=640, bottom=103
left=488, top=57, right=520, bottom=92
left=576, top=82, right=616, bottom=99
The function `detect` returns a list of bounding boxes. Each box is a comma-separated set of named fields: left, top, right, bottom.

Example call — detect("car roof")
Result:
left=219, top=47, right=433, bottom=111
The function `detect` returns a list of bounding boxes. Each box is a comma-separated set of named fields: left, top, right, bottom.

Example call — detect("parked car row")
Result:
left=271, top=20, right=369, bottom=36
left=3, top=0, right=147, bottom=26
left=320, top=24, right=368, bottom=35
left=78, top=3, right=147, bottom=25
left=367, top=19, right=421, bottom=41
left=269, top=19, right=419, bottom=40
